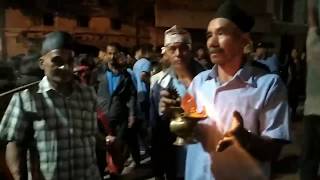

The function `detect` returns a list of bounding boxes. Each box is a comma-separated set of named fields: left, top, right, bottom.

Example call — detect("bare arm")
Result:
left=5, top=142, right=28, bottom=180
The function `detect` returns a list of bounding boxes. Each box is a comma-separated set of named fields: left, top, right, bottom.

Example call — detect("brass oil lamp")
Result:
left=169, top=93, right=207, bottom=146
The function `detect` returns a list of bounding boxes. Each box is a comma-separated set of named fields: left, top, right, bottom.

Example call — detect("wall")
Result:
left=3, top=9, right=154, bottom=58
left=155, top=0, right=270, bottom=30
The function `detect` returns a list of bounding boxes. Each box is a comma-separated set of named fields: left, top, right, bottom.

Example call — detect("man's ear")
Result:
left=241, top=33, right=251, bottom=47
left=39, top=58, right=45, bottom=70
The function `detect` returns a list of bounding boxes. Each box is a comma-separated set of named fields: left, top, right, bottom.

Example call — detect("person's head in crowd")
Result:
left=117, top=51, right=128, bottom=68
left=126, top=54, right=136, bottom=68
left=194, top=45, right=212, bottom=69
left=97, top=50, right=107, bottom=63
left=120, top=47, right=136, bottom=68
left=162, top=25, right=193, bottom=70
left=255, top=42, right=267, bottom=59
left=39, top=31, right=75, bottom=85
left=104, top=43, right=121, bottom=68
left=254, top=42, right=268, bottom=60
left=134, top=44, right=153, bottom=60
left=17, top=52, right=43, bottom=85
left=195, top=46, right=208, bottom=60
left=105, top=42, right=120, bottom=62
left=291, top=48, right=301, bottom=61
left=207, top=0, right=253, bottom=66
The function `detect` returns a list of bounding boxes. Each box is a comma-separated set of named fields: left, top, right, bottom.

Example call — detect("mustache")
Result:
left=208, top=47, right=224, bottom=54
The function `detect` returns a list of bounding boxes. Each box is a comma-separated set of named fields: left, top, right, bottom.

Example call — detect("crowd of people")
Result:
left=0, top=0, right=319, bottom=180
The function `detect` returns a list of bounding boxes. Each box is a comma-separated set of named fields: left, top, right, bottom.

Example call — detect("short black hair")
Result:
left=106, top=42, right=121, bottom=51
left=136, top=44, right=153, bottom=54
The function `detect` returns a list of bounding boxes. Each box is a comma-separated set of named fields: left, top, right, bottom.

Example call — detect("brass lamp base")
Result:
left=168, top=106, right=206, bottom=146
left=173, top=137, right=197, bottom=146
left=173, top=137, right=185, bottom=146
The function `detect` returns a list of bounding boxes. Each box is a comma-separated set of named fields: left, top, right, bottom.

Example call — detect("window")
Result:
left=43, top=13, right=54, bottom=26
left=77, top=16, right=90, bottom=27
left=111, top=18, right=122, bottom=30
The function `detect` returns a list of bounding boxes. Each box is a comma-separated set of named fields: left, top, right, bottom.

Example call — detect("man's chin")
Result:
left=210, top=57, right=225, bottom=65
left=172, top=62, right=187, bottom=69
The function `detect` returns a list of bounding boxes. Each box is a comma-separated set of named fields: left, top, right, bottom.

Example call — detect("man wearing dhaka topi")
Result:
left=160, top=1, right=290, bottom=179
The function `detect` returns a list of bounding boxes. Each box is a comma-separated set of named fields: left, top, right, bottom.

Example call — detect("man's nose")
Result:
left=174, top=48, right=182, bottom=57
left=207, top=35, right=219, bottom=48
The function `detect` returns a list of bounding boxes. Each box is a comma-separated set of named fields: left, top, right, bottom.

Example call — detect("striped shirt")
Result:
left=0, top=76, right=101, bottom=180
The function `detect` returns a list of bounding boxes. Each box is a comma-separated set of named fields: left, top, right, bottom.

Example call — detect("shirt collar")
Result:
left=206, top=62, right=256, bottom=87
left=37, top=76, right=77, bottom=94
left=37, top=76, right=54, bottom=93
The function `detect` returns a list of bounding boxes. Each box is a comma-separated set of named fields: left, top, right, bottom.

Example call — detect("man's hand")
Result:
left=140, top=72, right=150, bottom=84
left=216, top=111, right=249, bottom=152
left=106, top=135, right=116, bottom=146
left=128, top=116, right=135, bottom=128
left=159, top=90, right=180, bottom=114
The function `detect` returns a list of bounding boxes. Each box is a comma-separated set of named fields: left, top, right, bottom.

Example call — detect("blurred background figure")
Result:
left=96, top=43, right=137, bottom=179
left=255, top=42, right=280, bottom=74
left=133, top=44, right=153, bottom=158
left=194, top=46, right=212, bottom=69
left=300, top=0, right=320, bottom=179
left=287, top=48, right=307, bottom=122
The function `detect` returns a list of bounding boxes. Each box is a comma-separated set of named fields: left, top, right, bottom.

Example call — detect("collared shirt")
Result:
left=106, top=70, right=121, bottom=95
left=304, top=27, right=320, bottom=115
left=0, top=76, right=101, bottom=180
left=185, top=64, right=290, bottom=180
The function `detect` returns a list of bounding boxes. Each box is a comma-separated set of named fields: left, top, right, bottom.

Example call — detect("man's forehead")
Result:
left=207, top=18, right=239, bottom=32
left=106, top=46, right=118, bottom=52
left=167, top=42, right=189, bottom=48
left=41, top=49, right=74, bottom=59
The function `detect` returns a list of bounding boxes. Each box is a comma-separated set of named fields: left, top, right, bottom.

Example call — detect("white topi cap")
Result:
left=164, top=25, right=192, bottom=47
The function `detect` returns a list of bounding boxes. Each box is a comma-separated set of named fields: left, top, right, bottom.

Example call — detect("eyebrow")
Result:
left=206, top=31, right=212, bottom=37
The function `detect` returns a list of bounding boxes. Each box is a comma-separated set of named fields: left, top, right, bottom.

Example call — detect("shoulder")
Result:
left=191, top=59, right=206, bottom=74
left=250, top=60, right=271, bottom=73
left=139, top=58, right=151, bottom=64
left=255, top=72, right=287, bottom=100
left=151, top=71, right=165, bottom=81
left=134, top=58, right=150, bottom=66
left=189, top=70, right=212, bottom=92
left=192, top=70, right=212, bottom=83
left=151, top=71, right=166, bottom=88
